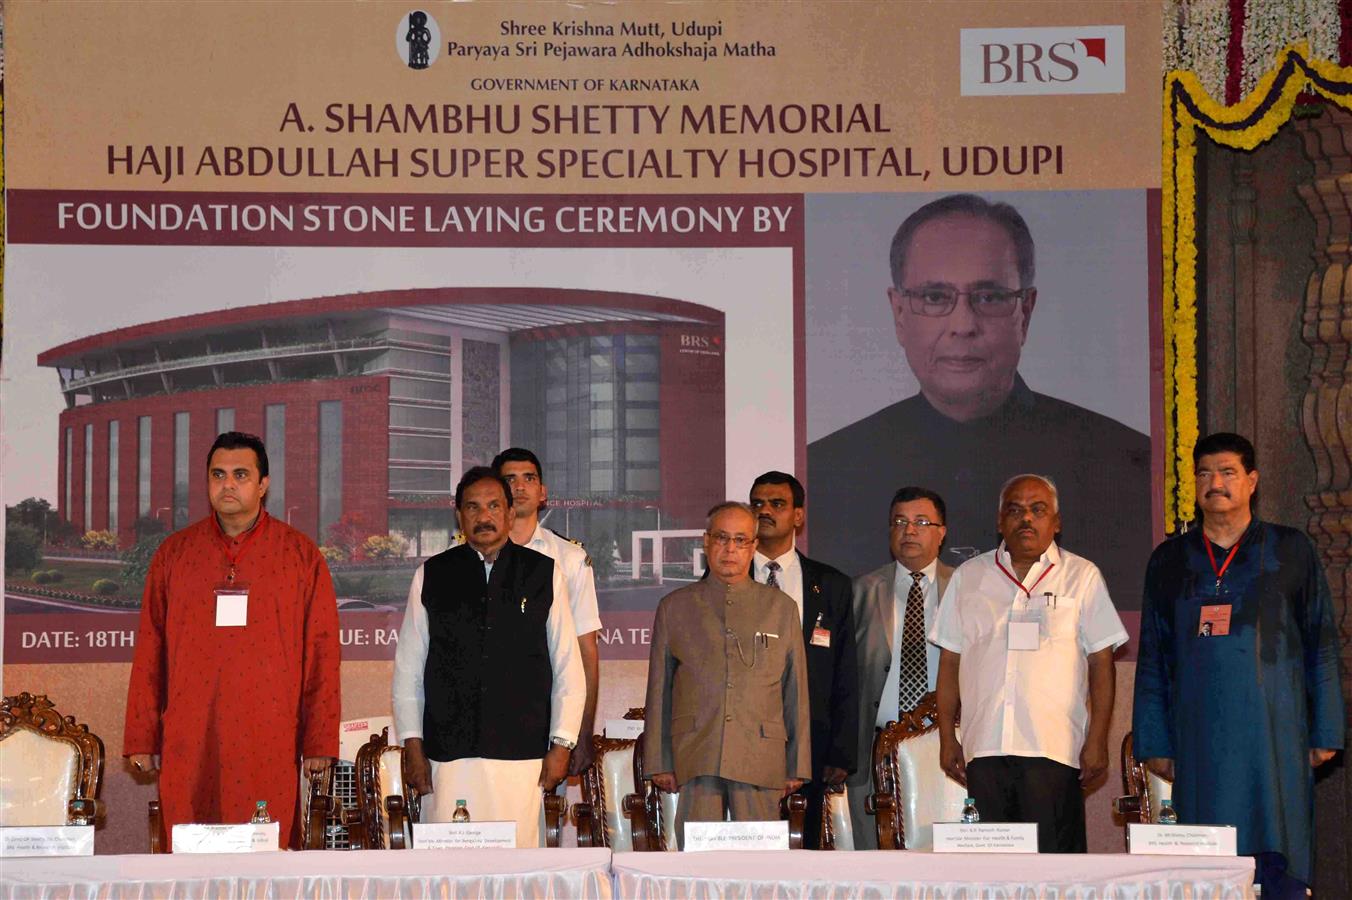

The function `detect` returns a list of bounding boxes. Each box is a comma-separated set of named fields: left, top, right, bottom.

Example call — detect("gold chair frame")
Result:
left=0, top=692, right=104, bottom=827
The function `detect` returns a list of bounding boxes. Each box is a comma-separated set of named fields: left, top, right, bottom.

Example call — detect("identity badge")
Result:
left=1008, top=620, right=1040, bottom=651
left=1198, top=604, right=1231, bottom=637
left=215, top=588, right=249, bottom=627
left=810, top=626, right=831, bottom=648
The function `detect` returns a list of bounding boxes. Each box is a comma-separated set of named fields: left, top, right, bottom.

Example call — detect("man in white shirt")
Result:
left=847, top=485, right=954, bottom=849
left=931, top=474, right=1125, bottom=853
left=748, top=471, right=857, bottom=850
left=391, top=467, right=584, bottom=847
left=493, top=447, right=604, bottom=776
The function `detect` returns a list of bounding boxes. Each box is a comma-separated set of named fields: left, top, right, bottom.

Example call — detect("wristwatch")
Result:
left=550, top=736, right=577, bottom=751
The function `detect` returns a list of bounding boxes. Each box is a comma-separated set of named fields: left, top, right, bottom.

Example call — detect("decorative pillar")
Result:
left=1294, top=106, right=1352, bottom=717
left=1229, top=154, right=1259, bottom=441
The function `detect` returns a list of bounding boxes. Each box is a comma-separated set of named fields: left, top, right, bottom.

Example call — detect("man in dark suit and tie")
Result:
left=847, top=485, right=954, bottom=849
left=748, top=471, right=859, bottom=849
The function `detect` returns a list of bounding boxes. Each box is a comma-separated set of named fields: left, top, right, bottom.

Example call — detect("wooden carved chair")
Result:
left=148, top=755, right=339, bottom=852
left=867, top=691, right=966, bottom=850
left=629, top=719, right=807, bottom=851
left=346, top=726, right=420, bottom=849
left=350, top=727, right=567, bottom=848
left=0, top=692, right=104, bottom=828
left=816, top=783, right=850, bottom=850
left=573, top=707, right=647, bottom=849
left=1114, top=731, right=1173, bottom=832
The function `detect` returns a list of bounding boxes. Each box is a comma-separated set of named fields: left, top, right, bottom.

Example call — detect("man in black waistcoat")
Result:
left=392, top=467, right=585, bottom=846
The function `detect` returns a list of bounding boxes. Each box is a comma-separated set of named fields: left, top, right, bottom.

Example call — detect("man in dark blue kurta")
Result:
left=1134, top=433, right=1343, bottom=893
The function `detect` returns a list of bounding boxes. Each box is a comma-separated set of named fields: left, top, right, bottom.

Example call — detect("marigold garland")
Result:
left=1163, top=43, right=1352, bottom=531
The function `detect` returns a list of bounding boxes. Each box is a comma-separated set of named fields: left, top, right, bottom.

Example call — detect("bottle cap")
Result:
left=964, top=797, right=975, bottom=804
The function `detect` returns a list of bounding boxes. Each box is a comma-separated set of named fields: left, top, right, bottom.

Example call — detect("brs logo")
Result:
left=960, top=26, right=1124, bottom=96
left=680, top=335, right=712, bottom=349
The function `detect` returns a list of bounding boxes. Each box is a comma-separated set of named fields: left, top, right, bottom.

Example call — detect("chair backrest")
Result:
left=0, top=692, right=103, bottom=827
left=579, top=736, right=638, bottom=849
left=1120, top=731, right=1173, bottom=824
left=352, top=727, right=418, bottom=849
left=870, top=691, right=965, bottom=850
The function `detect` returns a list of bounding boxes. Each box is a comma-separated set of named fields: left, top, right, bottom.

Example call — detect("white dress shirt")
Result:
left=930, top=541, right=1127, bottom=769
left=876, top=558, right=941, bottom=730
left=528, top=523, right=603, bottom=636
left=753, top=546, right=803, bottom=622
left=391, top=547, right=585, bottom=746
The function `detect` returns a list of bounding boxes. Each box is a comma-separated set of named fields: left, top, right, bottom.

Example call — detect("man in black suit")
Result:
left=748, top=471, right=858, bottom=849
left=807, top=194, right=1151, bottom=605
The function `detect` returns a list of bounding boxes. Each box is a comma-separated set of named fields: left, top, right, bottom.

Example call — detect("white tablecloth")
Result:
left=0, top=847, right=613, bottom=899
left=611, top=850, right=1256, bottom=899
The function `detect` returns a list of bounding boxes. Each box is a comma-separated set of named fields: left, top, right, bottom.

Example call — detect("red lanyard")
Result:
left=995, top=558, right=1055, bottom=598
left=215, top=511, right=267, bottom=583
left=1203, top=536, right=1241, bottom=589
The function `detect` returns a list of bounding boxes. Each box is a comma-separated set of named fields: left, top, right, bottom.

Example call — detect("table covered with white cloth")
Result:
left=0, top=847, right=614, bottom=899
left=610, top=849, right=1255, bottom=899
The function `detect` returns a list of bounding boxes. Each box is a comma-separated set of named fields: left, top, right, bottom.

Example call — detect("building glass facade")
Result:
left=83, top=424, right=93, bottom=531
left=137, top=416, right=151, bottom=518
left=265, top=404, right=286, bottom=520
left=173, top=412, right=190, bottom=529
left=512, top=333, right=661, bottom=498
left=40, top=293, right=723, bottom=555
left=107, top=420, right=119, bottom=534
left=318, top=400, right=343, bottom=539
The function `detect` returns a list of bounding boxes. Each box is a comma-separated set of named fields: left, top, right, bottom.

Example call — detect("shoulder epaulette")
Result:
left=556, top=534, right=592, bottom=566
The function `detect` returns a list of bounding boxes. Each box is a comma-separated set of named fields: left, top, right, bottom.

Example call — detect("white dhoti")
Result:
left=425, top=757, right=544, bottom=847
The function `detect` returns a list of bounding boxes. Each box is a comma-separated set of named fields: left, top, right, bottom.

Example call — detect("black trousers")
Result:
left=796, top=781, right=828, bottom=850
left=965, top=755, right=1086, bottom=853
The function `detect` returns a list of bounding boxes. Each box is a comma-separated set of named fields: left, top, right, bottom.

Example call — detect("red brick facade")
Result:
left=56, top=377, right=390, bottom=546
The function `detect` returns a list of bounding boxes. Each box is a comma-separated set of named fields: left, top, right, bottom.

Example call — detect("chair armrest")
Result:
left=385, top=795, right=411, bottom=850
left=67, top=797, right=101, bottom=827
left=147, top=800, right=165, bottom=854
left=572, top=801, right=596, bottom=848
left=303, top=793, right=333, bottom=850
left=337, top=804, right=369, bottom=850
left=623, top=791, right=655, bottom=852
left=780, top=793, right=806, bottom=850
left=302, top=770, right=335, bottom=851
left=867, top=792, right=899, bottom=850
left=542, top=792, right=568, bottom=848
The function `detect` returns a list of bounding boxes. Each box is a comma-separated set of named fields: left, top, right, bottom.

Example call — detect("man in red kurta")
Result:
left=125, top=431, right=341, bottom=849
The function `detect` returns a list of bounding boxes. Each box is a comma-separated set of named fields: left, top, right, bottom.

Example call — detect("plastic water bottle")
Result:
left=960, top=797, right=980, bottom=824
left=452, top=799, right=471, bottom=822
left=1157, top=799, right=1178, bottom=825
left=250, top=800, right=272, bottom=824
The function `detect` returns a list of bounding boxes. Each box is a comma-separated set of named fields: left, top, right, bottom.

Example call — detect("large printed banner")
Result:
left=2, top=0, right=1161, bottom=788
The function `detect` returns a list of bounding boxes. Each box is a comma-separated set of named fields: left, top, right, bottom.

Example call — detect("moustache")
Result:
left=1206, top=489, right=1230, bottom=498
left=473, top=523, right=497, bottom=533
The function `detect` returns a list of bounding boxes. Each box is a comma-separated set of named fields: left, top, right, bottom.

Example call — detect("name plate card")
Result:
left=413, top=821, right=516, bottom=849
left=604, top=718, right=645, bottom=740
left=1128, top=823, right=1238, bottom=856
left=172, top=822, right=279, bottom=853
left=0, top=826, right=95, bottom=857
left=932, top=822, right=1039, bottom=853
left=683, top=820, right=789, bottom=852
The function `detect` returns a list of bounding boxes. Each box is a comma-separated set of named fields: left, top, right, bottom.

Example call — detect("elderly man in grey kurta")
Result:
left=645, top=501, right=812, bottom=847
